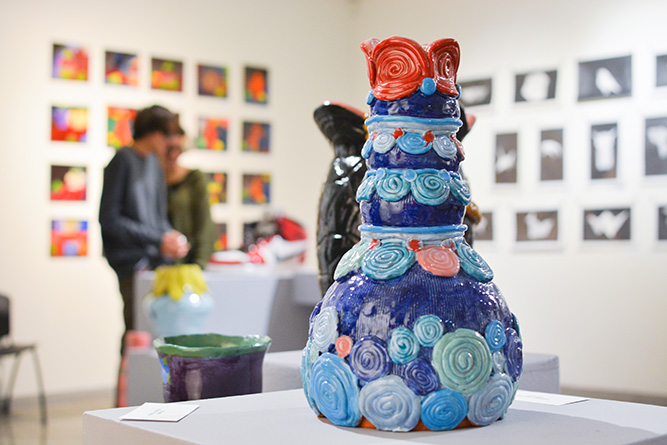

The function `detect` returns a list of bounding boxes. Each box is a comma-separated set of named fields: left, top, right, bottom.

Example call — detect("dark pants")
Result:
left=117, top=274, right=135, bottom=354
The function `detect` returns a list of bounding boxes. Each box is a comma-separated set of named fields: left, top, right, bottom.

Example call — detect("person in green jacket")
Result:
left=162, top=127, right=216, bottom=269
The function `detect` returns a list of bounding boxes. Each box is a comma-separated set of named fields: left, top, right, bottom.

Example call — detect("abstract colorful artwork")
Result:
left=151, top=58, right=183, bottom=91
left=242, top=173, right=271, bottom=205
left=50, top=165, right=87, bottom=201
left=51, top=219, right=88, bottom=257
left=107, top=106, right=137, bottom=149
left=198, top=64, right=228, bottom=97
left=196, top=117, right=228, bottom=151
left=51, top=106, right=88, bottom=142
left=244, top=66, right=268, bottom=104
left=105, top=51, right=138, bottom=86
left=242, top=121, right=270, bottom=153
left=214, top=223, right=228, bottom=251
left=52, top=43, right=88, bottom=81
left=206, top=172, right=227, bottom=205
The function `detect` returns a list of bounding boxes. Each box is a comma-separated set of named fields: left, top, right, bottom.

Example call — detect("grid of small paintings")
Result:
left=48, top=42, right=273, bottom=256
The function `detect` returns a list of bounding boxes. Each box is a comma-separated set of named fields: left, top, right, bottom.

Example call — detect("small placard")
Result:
left=515, top=390, right=588, bottom=406
left=120, top=402, right=199, bottom=422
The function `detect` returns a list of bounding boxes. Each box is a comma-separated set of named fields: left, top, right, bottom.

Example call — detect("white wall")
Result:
left=1, top=0, right=665, bottom=400
left=351, top=0, right=667, bottom=397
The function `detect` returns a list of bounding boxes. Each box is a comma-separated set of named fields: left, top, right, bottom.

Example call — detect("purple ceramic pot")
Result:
left=155, top=333, right=271, bottom=402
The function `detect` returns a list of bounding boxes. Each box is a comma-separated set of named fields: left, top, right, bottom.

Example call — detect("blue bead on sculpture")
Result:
left=301, top=36, right=523, bottom=432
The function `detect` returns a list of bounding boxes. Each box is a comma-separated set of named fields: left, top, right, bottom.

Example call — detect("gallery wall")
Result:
left=0, top=0, right=666, bottom=401
left=350, top=0, right=667, bottom=398
left=0, top=0, right=358, bottom=397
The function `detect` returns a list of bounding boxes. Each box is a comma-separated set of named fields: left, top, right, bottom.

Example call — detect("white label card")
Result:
left=120, top=402, right=199, bottom=422
left=515, top=390, right=588, bottom=406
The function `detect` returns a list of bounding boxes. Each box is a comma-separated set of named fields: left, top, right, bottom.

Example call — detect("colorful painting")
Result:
left=51, top=165, right=87, bottom=201
left=107, top=106, right=137, bottom=149
left=151, top=58, right=183, bottom=91
left=51, top=220, right=88, bottom=257
left=244, top=66, right=268, bottom=104
left=51, top=106, right=88, bottom=142
left=207, top=172, right=227, bottom=205
left=105, top=51, right=138, bottom=86
left=198, top=64, right=228, bottom=97
left=52, top=43, right=88, bottom=81
left=242, top=173, right=271, bottom=205
left=242, top=121, right=270, bottom=153
left=196, top=117, right=228, bottom=151
left=214, top=223, right=228, bottom=251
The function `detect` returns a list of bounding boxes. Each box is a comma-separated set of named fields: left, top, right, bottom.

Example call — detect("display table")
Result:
left=133, top=267, right=320, bottom=352
left=83, top=389, right=667, bottom=444
left=126, top=349, right=560, bottom=406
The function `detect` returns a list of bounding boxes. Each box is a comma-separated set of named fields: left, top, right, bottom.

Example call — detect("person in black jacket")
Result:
left=99, top=105, right=190, bottom=346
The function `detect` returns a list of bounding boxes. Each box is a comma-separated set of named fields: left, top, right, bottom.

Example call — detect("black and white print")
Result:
left=656, top=54, right=667, bottom=87
left=659, top=206, right=667, bottom=241
left=514, top=70, right=557, bottom=103
left=495, top=133, right=518, bottom=184
left=473, top=212, right=493, bottom=242
left=645, top=117, right=667, bottom=176
left=583, top=208, right=631, bottom=241
left=459, top=79, right=492, bottom=107
left=540, top=129, right=563, bottom=181
left=590, top=123, right=618, bottom=180
left=516, top=211, right=558, bottom=242
left=578, top=55, right=632, bottom=100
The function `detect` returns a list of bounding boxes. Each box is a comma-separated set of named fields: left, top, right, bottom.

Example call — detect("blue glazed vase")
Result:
left=301, top=37, right=522, bottom=432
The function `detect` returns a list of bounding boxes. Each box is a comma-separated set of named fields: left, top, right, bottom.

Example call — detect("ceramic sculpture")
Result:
left=144, top=264, right=214, bottom=337
left=301, top=37, right=522, bottom=432
left=314, top=102, right=368, bottom=295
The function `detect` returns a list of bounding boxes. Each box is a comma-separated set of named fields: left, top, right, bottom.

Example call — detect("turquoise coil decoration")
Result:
left=375, top=172, right=411, bottom=202
left=413, top=314, right=445, bottom=347
left=432, top=329, right=492, bottom=395
left=412, top=173, right=450, bottom=205
left=433, top=134, right=458, bottom=158
left=456, top=242, right=494, bottom=282
left=420, top=388, right=468, bottom=431
left=504, top=328, right=523, bottom=381
left=333, top=240, right=370, bottom=280
left=467, top=374, right=514, bottom=426
left=485, top=320, right=507, bottom=352
left=311, top=306, right=339, bottom=352
left=388, top=327, right=420, bottom=364
left=396, top=131, right=432, bottom=155
left=358, top=375, right=421, bottom=432
left=361, top=241, right=415, bottom=280
left=309, top=353, right=362, bottom=427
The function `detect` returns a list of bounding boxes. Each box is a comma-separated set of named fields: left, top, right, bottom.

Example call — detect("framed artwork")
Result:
left=51, top=219, right=88, bottom=257
left=591, top=123, right=618, bottom=180
left=214, top=223, right=228, bottom=251
left=206, top=172, right=227, bottom=205
left=516, top=211, right=559, bottom=242
left=645, top=117, right=667, bottom=176
left=514, top=70, right=557, bottom=103
left=659, top=206, right=667, bottom=241
left=459, top=79, right=492, bottom=107
left=52, top=43, right=88, bottom=81
left=578, top=55, right=632, bottom=101
left=242, top=121, right=271, bottom=153
left=107, top=106, right=137, bottom=149
left=473, top=211, right=493, bottom=242
left=196, top=117, right=228, bottom=151
left=105, top=51, right=138, bottom=86
left=50, top=165, right=86, bottom=201
left=51, top=106, right=87, bottom=142
left=244, top=66, right=268, bottom=104
left=583, top=208, right=631, bottom=241
left=151, top=57, right=183, bottom=91
left=198, top=64, right=228, bottom=97
left=242, top=173, right=271, bottom=205
left=540, top=129, right=564, bottom=181
left=495, top=133, right=518, bottom=184
left=656, top=54, right=667, bottom=87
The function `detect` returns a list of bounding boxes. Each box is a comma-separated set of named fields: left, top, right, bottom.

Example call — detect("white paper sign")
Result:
left=120, top=402, right=199, bottom=422
left=515, top=390, right=588, bottom=406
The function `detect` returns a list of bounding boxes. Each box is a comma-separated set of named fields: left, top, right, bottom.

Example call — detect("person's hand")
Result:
left=160, top=230, right=190, bottom=259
